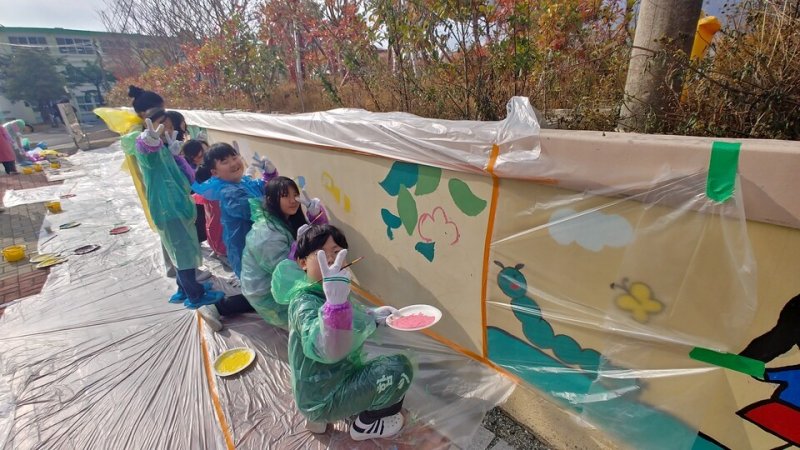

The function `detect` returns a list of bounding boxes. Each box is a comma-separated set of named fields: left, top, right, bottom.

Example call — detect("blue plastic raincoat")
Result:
left=192, top=176, right=264, bottom=277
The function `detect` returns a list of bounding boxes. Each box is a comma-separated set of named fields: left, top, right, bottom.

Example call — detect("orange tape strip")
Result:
left=480, top=145, right=502, bottom=358
left=351, top=282, right=521, bottom=385
left=197, top=312, right=236, bottom=450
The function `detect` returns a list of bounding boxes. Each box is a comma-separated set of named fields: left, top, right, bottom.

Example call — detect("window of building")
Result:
left=56, top=37, right=94, bottom=55
left=8, top=36, right=47, bottom=47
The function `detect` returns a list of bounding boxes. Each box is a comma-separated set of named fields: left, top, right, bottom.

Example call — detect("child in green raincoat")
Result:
left=238, top=176, right=328, bottom=329
left=134, top=111, right=223, bottom=308
left=271, top=224, right=413, bottom=441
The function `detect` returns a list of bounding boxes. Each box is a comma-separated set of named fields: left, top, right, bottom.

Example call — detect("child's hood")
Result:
left=249, top=197, right=266, bottom=223
left=272, top=259, right=322, bottom=305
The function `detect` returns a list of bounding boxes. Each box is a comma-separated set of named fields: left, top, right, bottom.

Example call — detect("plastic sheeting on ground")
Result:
left=0, top=144, right=514, bottom=449
left=1, top=181, right=78, bottom=208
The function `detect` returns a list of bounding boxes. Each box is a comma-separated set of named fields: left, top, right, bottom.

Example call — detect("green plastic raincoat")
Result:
left=240, top=198, right=295, bottom=328
left=272, top=260, right=413, bottom=422
left=124, top=132, right=201, bottom=270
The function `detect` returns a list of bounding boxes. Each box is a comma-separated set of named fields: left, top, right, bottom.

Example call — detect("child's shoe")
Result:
left=349, top=412, right=404, bottom=441
left=169, top=289, right=187, bottom=303
left=198, top=305, right=223, bottom=332
left=304, top=419, right=328, bottom=434
left=184, top=290, right=224, bottom=309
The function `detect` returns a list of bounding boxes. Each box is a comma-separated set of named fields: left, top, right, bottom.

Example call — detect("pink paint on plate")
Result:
left=391, top=313, right=436, bottom=329
left=386, top=304, right=442, bottom=331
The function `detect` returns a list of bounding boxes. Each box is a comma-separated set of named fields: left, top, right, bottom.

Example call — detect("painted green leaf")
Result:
left=415, top=241, right=435, bottom=262
left=379, top=162, right=419, bottom=196
left=449, top=178, right=487, bottom=216
left=381, top=208, right=401, bottom=240
left=415, top=165, right=442, bottom=196
left=397, top=187, right=418, bottom=236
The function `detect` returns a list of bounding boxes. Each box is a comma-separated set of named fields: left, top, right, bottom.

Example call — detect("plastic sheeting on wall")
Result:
left=176, top=97, right=541, bottom=177
left=484, top=168, right=776, bottom=450
left=0, top=145, right=514, bottom=449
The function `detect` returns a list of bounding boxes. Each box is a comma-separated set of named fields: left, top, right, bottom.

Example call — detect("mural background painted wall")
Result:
left=208, top=131, right=492, bottom=353
left=202, top=128, right=800, bottom=450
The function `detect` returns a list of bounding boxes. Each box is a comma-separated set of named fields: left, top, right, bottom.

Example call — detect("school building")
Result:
left=0, top=27, right=156, bottom=125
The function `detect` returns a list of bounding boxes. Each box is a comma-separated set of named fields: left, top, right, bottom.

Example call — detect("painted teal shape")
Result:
left=496, top=262, right=601, bottom=370
left=692, top=435, right=729, bottom=450
left=448, top=178, right=487, bottom=216
left=511, top=295, right=602, bottom=371
left=379, top=162, right=419, bottom=196
left=415, top=165, right=442, bottom=196
left=381, top=208, right=401, bottom=240
left=397, top=187, right=418, bottom=235
left=296, top=175, right=306, bottom=189
left=706, top=141, right=740, bottom=202
left=487, top=328, right=722, bottom=450
left=414, top=241, right=435, bottom=262
left=497, top=263, right=528, bottom=299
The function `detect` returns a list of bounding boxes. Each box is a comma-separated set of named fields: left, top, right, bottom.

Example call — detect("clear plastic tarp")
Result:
left=0, top=145, right=514, bottom=449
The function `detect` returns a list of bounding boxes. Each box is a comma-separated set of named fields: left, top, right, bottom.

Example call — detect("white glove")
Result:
left=139, top=118, right=163, bottom=148
left=252, top=153, right=276, bottom=174
left=318, top=249, right=351, bottom=306
left=300, top=189, right=323, bottom=217
left=163, top=130, right=181, bottom=155
left=296, top=224, right=311, bottom=239
left=245, top=166, right=258, bottom=178
left=369, top=306, right=399, bottom=326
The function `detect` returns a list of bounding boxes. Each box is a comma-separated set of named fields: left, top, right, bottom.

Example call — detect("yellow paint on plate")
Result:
left=213, top=348, right=255, bottom=376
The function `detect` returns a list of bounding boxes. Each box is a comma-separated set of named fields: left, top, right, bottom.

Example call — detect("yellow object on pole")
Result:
left=690, top=16, right=721, bottom=61
left=682, top=15, right=722, bottom=103
left=93, top=108, right=156, bottom=232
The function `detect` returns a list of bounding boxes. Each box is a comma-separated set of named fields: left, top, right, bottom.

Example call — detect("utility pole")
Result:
left=618, top=0, right=703, bottom=132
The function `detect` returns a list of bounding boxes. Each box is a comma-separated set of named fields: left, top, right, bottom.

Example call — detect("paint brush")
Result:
left=315, top=256, right=365, bottom=284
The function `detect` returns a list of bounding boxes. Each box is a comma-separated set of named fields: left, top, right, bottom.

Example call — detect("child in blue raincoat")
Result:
left=192, top=142, right=278, bottom=279
left=271, top=224, right=413, bottom=441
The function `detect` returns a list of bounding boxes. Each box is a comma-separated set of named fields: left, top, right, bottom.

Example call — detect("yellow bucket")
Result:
left=50, top=162, right=61, bottom=169
left=33, top=164, right=42, bottom=172
left=45, top=201, right=62, bottom=213
left=22, top=167, right=33, bottom=175
left=2, top=245, right=26, bottom=262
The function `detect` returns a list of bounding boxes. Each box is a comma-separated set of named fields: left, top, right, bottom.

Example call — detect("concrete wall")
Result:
left=193, top=120, right=799, bottom=450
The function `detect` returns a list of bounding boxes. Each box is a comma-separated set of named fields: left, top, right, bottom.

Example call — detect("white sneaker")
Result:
left=196, top=269, right=213, bottom=282
left=199, top=305, right=223, bottom=332
left=349, top=412, right=404, bottom=441
left=304, top=419, right=327, bottom=434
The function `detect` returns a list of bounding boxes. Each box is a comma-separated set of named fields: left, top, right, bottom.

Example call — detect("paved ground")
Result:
left=0, top=171, right=58, bottom=315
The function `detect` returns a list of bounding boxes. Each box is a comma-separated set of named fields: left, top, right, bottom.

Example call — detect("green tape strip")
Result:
left=706, top=141, right=741, bottom=202
left=689, top=347, right=765, bottom=378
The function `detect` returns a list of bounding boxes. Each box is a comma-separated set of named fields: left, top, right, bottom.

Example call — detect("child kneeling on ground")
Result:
left=271, top=224, right=413, bottom=441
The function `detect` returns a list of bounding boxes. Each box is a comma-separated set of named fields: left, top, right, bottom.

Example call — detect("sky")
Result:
left=0, top=0, right=729, bottom=34
left=0, top=0, right=107, bottom=32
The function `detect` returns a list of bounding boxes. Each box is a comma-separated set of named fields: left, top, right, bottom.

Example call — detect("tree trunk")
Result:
left=618, top=0, right=703, bottom=132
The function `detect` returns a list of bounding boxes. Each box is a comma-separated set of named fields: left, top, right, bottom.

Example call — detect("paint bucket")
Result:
left=22, top=167, right=33, bottom=175
left=45, top=201, right=62, bottom=213
left=33, top=164, right=42, bottom=172
left=2, top=245, right=26, bottom=262
left=50, top=162, right=61, bottom=169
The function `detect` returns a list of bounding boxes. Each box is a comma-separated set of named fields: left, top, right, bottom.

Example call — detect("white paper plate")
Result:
left=386, top=304, right=443, bottom=331
left=212, top=347, right=256, bottom=377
